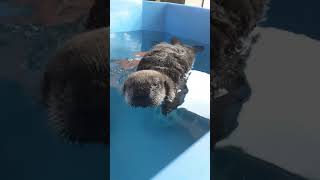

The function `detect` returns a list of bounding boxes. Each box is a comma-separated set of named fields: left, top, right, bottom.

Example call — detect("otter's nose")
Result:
left=132, top=95, right=151, bottom=107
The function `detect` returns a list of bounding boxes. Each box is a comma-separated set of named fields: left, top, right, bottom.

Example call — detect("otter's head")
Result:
left=122, top=70, right=175, bottom=108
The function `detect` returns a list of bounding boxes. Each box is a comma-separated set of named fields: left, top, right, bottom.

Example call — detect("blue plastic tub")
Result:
left=110, top=1, right=210, bottom=180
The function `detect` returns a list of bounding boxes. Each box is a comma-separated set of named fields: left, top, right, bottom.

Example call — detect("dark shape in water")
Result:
left=42, top=27, right=109, bottom=144
left=86, top=0, right=108, bottom=30
left=211, top=0, right=269, bottom=145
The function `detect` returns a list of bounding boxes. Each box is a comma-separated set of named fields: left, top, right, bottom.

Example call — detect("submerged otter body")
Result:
left=123, top=39, right=202, bottom=115
left=42, top=27, right=109, bottom=144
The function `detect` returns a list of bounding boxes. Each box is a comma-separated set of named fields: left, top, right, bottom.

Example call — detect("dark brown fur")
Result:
left=86, top=0, right=108, bottom=30
left=123, top=39, right=202, bottom=114
left=42, top=27, right=109, bottom=144
left=212, top=0, right=269, bottom=144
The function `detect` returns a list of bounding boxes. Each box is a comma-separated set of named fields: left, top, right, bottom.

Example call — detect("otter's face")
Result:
left=122, top=70, right=170, bottom=107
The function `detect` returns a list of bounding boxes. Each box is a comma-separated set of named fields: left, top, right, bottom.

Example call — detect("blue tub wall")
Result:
left=110, top=0, right=143, bottom=32
left=165, top=4, right=210, bottom=44
left=111, top=0, right=210, bottom=45
left=143, top=1, right=210, bottom=44
left=110, top=32, right=143, bottom=59
left=141, top=2, right=167, bottom=34
left=110, top=0, right=144, bottom=60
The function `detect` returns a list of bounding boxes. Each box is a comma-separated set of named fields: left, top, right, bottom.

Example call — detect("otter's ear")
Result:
left=164, top=79, right=175, bottom=102
left=170, top=37, right=181, bottom=45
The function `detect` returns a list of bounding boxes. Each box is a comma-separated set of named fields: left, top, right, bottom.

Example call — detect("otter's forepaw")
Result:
left=154, top=108, right=174, bottom=127
left=161, top=104, right=174, bottom=116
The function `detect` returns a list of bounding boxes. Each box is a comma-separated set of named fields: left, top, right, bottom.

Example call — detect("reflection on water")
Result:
left=110, top=30, right=210, bottom=180
left=0, top=23, right=106, bottom=179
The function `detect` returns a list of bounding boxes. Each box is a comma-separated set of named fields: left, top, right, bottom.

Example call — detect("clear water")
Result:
left=110, top=30, right=210, bottom=180
left=0, top=24, right=106, bottom=180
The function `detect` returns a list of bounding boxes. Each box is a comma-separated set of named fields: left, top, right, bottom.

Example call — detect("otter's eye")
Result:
left=153, top=83, right=160, bottom=88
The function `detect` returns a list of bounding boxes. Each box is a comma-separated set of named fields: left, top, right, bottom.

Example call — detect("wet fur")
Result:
left=123, top=39, right=198, bottom=115
left=42, top=27, right=109, bottom=144
left=123, top=70, right=174, bottom=108
left=212, top=0, right=269, bottom=144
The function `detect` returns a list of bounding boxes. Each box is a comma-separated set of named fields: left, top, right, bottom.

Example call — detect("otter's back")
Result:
left=137, top=43, right=194, bottom=84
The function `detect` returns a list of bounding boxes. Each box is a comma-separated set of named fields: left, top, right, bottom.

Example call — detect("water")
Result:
left=0, top=23, right=106, bottom=180
left=110, top=30, right=210, bottom=180
left=0, top=2, right=32, bottom=16
left=110, top=30, right=210, bottom=73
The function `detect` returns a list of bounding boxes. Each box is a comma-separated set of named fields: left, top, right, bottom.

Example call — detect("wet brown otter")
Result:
left=122, top=38, right=203, bottom=115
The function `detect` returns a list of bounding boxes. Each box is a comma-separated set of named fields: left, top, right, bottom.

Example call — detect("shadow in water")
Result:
left=213, top=146, right=309, bottom=180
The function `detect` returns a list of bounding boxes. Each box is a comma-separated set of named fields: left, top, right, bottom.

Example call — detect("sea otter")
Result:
left=122, top=38, right=204, bottom=115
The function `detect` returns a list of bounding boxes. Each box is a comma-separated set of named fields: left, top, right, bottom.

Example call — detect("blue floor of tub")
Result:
left=110, top=90, right=198, bottom=180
